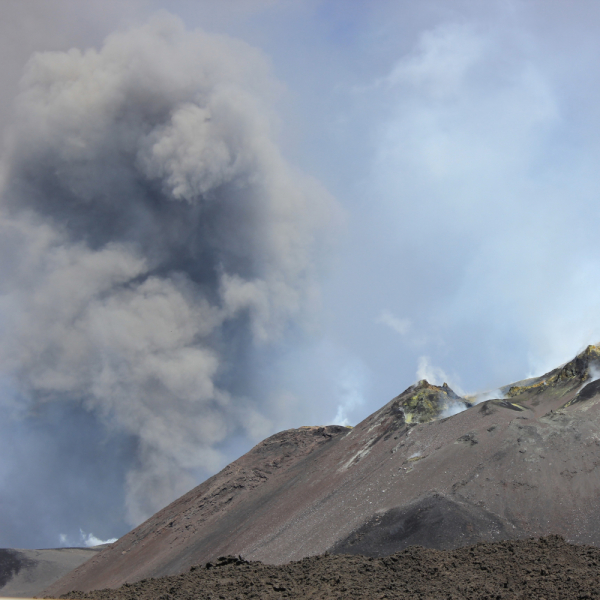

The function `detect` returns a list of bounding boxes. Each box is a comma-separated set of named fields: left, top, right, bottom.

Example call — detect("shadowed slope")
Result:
left=0, top=547, right=101, bottom=598
left=330, top=492, right=515, bottom=556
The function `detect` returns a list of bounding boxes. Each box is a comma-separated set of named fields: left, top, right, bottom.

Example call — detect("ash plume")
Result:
left=0, top=13, right=336, bottom=538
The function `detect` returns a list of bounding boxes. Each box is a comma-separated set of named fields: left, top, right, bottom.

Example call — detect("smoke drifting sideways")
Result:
left=0, top=14, right=337, bottom=547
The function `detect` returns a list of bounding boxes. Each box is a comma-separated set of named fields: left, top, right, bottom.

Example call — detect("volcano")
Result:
left=45, top=344, right=600, bottom=596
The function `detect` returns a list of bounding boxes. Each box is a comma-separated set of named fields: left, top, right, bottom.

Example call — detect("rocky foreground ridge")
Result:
left=46, top=345, right=600, bottom=596
left=60, top=536, right=600, bottom=600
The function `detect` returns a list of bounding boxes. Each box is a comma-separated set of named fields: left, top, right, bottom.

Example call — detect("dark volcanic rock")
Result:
left=549, top=344, right=600, bottom=384
left=563, top=377, right=600, bottom=408
left=506, top=344, right=600, bottom=398
left=59, top=536, right=600, bottom=600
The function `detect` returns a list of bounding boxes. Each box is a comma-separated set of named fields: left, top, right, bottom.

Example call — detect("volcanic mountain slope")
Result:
left=46, top=345, right=600, bottom=596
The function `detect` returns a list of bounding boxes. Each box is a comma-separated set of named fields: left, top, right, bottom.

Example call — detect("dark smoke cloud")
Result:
left=8, top=0, right=600, bottom=550
left=0, top=13, right=337, bottom=542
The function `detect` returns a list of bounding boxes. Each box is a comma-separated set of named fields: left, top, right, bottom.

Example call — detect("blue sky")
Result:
left=2, top=0, right=600, bottom=548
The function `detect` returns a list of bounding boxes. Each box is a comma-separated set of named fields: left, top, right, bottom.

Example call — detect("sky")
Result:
left=2, top=0, right=600, bottom=549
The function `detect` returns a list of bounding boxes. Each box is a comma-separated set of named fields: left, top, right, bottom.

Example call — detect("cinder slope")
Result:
left=45, top=425, right=351, bottom=596
left=0, top=547, right=101, bottom=598
left=46, top=345, right=600, bottom=596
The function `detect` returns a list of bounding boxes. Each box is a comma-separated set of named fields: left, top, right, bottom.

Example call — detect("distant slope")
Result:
left=0, top=547, right=101, bottom=598
left=46, top=345, right=600, bottom=596
left=45, top=425, right=351, bottom=595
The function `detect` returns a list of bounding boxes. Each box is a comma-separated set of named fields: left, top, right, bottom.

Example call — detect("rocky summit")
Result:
left=45, top=345, right=600, bottom=597
left=387, top=379, right=472, bottom=425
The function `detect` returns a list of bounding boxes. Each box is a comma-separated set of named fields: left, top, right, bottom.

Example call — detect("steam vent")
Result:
left=40, top=344, right=600, bottom=598
left=389, top=379, right=472, bottom=424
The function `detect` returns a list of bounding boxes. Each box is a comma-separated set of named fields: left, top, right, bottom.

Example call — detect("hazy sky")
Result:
left=2, top=0, right=600, bottom=548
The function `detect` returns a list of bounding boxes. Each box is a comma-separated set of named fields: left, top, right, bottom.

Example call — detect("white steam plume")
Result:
left=376, top=309, right=410, bottom=336
left=332, top=361, right=367, bottom=427
left=0, top=14, right=337, bottom=527
left=59, top=530, right=118, bottom=548
left=416, top=356, right=449, bottom=386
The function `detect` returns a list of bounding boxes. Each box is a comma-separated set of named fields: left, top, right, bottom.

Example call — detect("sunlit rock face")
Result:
left=505, top=344, right=600, bottom=399
left=548, top=344, right=600, bottom=384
